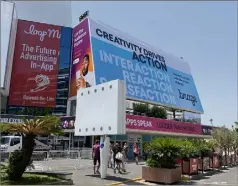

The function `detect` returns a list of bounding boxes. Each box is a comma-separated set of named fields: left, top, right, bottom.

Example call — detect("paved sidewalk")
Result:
left=72, top=161, right=145, bottom=185
left=70, top=160, right=238, bottom=186
left=31, top=159, right=238, bottom=185
left=193, top=166, right=238, bottom=185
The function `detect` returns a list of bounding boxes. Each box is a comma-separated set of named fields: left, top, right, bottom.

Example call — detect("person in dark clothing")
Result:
left=123, top=143, right=128, bottom=162
left=92, top=140, right=100, bottom=174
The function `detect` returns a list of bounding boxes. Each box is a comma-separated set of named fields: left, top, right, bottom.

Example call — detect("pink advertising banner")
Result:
left=69, top=18, right=95, bottom=97
left=126, top=114, right=203, bottom=135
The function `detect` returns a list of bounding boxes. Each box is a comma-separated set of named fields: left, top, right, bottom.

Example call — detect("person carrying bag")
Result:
left=114, top=144, right=123, bottom=174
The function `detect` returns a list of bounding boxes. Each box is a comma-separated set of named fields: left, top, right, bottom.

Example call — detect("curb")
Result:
left=108, top=177, right=142, bottom=185
left=182, top=169, right=226, bottom=181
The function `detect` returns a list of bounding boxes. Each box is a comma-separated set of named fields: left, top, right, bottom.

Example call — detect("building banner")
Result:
left=88, top=18, right=203, bottom=113
left=201, top=125, right=214, bottom=135
left=9, top=20, right=61, bottom=107
left=126, top=114, right=203, bottom=135
left=69, top=18, right=95, bottom=98
left=0, top=114, right=34, bottom=124
left=60, top=116, right=75, bottom=129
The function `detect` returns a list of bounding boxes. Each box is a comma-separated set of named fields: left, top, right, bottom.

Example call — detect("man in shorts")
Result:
left=92, top=140, right=100, bottom=174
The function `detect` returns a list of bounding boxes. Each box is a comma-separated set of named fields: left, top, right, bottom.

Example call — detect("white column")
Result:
left=66, top=99, right=71, bottom=116
left=100, top=136, right=110, bottom=179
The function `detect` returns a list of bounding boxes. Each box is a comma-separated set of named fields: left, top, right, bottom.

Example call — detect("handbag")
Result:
left=115, top=152, right=123, bottom=161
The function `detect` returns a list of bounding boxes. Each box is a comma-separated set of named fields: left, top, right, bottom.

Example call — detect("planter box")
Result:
left=234, top=154, right=238, bottom=165
left=221, top=156, right=226, bottom=166
left=176, top=158, right=182, bottom=166
left=203, top=157, right=210, bottom=170
left=221, top=155, right=231, bottom=166
left=198, top=157, right=210, bottom=171
left=142, top=166, right=182, bottom=184
left=198, top=158, right=202, bottom=170
left=227, top=156, right=231, bottom=165
left=182, top=158, right=198, bottom=175
left=231, top=155, right=235, bottom=165
left=211, top=155, right=220, bottom=168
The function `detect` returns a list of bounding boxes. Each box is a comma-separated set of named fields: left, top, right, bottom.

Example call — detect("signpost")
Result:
left=74, top=80, right=126, bottom=178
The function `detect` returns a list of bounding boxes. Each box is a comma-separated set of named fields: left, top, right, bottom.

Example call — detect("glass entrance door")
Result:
left=72, top=136, right=85, bottom=150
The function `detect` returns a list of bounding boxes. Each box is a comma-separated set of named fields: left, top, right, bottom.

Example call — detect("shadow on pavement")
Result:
left=86, top=175, right=199, bottom=185
left=174, top=181, right=198, bottom=185
left=187, top=170, right=228, bottom=181
left=86, top=174, right=145, bottom=184
left=118, top=180, right=198, bottom=185
left=120, top=181, right=150, bottom=185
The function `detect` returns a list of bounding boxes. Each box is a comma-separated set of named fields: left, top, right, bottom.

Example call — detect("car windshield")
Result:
left=0, top=137, right=10, bottom=145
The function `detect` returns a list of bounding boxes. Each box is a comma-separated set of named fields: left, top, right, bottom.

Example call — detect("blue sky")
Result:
left=72, top=1, right=237, bottom=128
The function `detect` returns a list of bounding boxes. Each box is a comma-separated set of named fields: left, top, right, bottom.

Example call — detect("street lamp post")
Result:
left=210, top=118, right=213, bottom=126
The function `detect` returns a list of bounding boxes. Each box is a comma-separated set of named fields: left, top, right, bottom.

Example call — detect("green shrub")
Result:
left=147, top=137, right=181, bottom=169
left=133, top=103, right=168, bottom=119
left=180, top=140, right=199, bottom=160
left=6, top=150, right=25, bottom=180
left=142, top=142, right=151, bottom=153
left=133, top=103, right=149, bottom=115
left=149, top=106, right=167, bottom=119
left=190, top=139, right=213, bottom=157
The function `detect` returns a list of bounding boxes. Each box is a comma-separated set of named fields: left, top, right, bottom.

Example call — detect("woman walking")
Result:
left=133, top=143, right=140, bottom=165
left=113, top=143, right=123, bottom=174
left=108, top=144, right=114, bottom=168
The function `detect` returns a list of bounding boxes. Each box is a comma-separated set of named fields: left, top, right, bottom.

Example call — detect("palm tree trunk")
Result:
left=8, top=134, right=35, bottom=181
left=225, top=149, right=228, bottom=166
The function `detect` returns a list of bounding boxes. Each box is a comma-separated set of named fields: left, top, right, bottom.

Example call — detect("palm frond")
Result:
left=0, top=115, right=62, bottom=135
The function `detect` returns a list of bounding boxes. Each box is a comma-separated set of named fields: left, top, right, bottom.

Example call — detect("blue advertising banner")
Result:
left=88, top=19, right=204, bottom=113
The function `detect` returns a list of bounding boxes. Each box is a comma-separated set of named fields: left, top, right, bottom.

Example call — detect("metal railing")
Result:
left=80, top=148, right=92, bottom=159
left=0, top=149, right=93, bottom=172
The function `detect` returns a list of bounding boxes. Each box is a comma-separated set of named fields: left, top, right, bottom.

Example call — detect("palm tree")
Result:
left=0, top=115, right=62, bottom=181
left=231, top=130, right=238, bottom=162
left=234, top=121, right=238, bottom=132
left=212, top=126, right=232, bottom=165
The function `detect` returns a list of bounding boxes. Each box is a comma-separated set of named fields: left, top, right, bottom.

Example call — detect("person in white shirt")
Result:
left=76, top=54, right=94, bottom=90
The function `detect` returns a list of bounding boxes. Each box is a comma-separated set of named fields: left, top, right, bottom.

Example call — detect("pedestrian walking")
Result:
left=113, top=143, right=123, bottom=174
left=121, top=143, right=128, bottom=172
left=108, top=143, right=113, bottom=168
left=115, top=145, right=123, bottom=174
left=123, top=142, right=128, bottom=162
left=92, top=140, right=100, bottom=174
left=133, top=143, right=140, bottom=165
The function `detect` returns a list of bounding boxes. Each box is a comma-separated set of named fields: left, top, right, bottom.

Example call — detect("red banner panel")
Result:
left=126, top=114, right=202, bottom=135
left=9, top=20, right=61, bottom=107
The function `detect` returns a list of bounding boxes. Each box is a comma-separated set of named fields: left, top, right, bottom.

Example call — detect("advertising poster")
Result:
left=9, top=20, right=61, bottom=107
left=0, top=114, right=75, bottom=129
left=126, top=114, right=203, bottom=135
left=88, top=18, right=204, bottom=113
left=69, top=18, right=95, bottom=98
left=0, top=114, right=34, bottom=124
left=60, top=116, right=75, bottom=129
left=201, top=125, right=214, bottom=135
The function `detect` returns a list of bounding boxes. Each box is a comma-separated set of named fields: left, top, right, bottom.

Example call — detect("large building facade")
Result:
left=1, top=1, right=209, bottom=158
